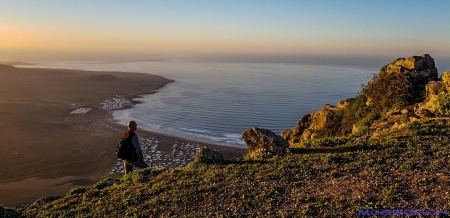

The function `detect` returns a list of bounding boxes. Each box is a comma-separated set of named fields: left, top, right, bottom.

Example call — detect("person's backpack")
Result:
left=115, top=131, right=138, bottom=161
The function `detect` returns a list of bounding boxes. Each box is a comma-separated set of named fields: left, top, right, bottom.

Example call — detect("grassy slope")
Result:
left=12, top=119, right=450, bottom=217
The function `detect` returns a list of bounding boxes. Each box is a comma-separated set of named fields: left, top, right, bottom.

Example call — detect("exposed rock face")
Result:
left=297, top=113, right=311, bottom=128
left=308, top=104, right=337, bottom=130
left=280, top=129, right=293, bottom=140
left=426, top=81, right=444, bottom=97
left=441, top=71, right=450, bottom=91
left=418, top=73, right=450, bottom=115
left=386, top=54, right=438, bottom=80
left=242, top=127, right=289, bottom=155
left=282, top=104, right=339, bottom=144
left=195, top=147, right=223, bottom=164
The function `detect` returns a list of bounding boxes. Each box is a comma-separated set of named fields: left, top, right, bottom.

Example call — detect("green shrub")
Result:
left=92, top=177, right=115, bottom=190
left=361, top=70, right=424, bottom=111
left=66, top=187, right=88, bottom=196
left=382, top=185, right=402, bottom=204
left=435, top=93, right=450, bottom=116
left=338, top=95, right=379, bottom=136
left=0, top=205, right=20, bottom=218
left=407, top=121, right=422, bottom=130
left=120, top=168, right=159, bottom=183
left=297, top=137, right=348, bottom=148
left=379, top=64, right=388, bottom=73
left=244, top=149, right=273, bottom=160
left=328, top=67, right=427, bottom=138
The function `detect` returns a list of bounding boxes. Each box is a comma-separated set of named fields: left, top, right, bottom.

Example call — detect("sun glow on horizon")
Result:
left=1, top=0, right=450, bottom=62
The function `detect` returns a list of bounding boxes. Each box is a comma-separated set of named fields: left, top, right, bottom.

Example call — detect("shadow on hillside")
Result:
left=288, top=143, right=383, bottom=154
left=222, top=159, right=269, bottom=165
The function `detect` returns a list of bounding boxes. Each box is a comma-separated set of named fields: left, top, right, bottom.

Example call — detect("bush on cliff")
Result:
left=362, top=63, right=429, bottom=110
left=326, top=66, right=427, bottom=137
left=339, top=95, right=376, bottom=136
left=435, top=92, right=450, bottom=116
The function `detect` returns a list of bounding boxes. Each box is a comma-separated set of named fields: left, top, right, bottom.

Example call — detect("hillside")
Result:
left=4, top=54, right=450, bottom=217
left=13, top=120, right=450, bottom=217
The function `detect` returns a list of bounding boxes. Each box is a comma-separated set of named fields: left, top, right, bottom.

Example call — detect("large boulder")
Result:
left=195, top=147, right=223, bottom=164
left=308, top=104, right=336, bottom=130
left=284, top=104, right=340, bottom=144
left=242, top=127, right=289, bottom=155
left=385, top=54, right=438, bottom=81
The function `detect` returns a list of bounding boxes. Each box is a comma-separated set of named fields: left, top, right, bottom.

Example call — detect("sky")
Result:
left=1, top=0, right=450, bottom=64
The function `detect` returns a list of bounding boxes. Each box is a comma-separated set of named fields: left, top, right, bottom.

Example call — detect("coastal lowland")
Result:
left=2, top=54, right=450, bottom=217
left=0, top=64, right=244, bottom=208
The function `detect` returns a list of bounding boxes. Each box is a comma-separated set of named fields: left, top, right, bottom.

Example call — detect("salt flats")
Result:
left=69, top=108, right=92, bottom=114
left=109, top=136, right=203, bottom=175
left=101, top=98, right=131, bottom=110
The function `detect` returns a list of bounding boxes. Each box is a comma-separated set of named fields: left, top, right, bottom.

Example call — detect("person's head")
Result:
left=127, top=121, right=137, bottom=131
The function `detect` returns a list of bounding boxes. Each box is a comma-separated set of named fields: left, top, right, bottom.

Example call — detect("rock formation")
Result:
left=281, top=104, right=340, bottom=143
left=242, top=127, right=289, bottom=156
left=417, top=71, right=450, bottom=114
left=195, top=146, right=224, bottom=164
left=385, top=54, right=438, bottom=80
left=282, top=54, right=445, bottom=145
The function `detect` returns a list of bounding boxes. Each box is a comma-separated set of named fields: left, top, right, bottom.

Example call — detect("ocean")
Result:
left=31, top=61, right=377, bottom=146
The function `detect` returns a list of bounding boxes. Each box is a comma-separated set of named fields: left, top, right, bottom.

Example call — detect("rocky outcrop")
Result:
left=195, top=147, right=223, bottom=164
left=441, top=71, right=450, bottom=91
left=308, top=104, right=337, bottom=131
left=282, top=54, right=443, bottom=145
left=282, top=104, right=339, bottom=144
left=242, top=127, right=289, bottom=156
left=297, top=113, right=311, bottom=127
left=385, top=54, right=438, bottom=80
left=417, top=71, right=450, bottom=115
left=426, top=81, right=444, bottom=97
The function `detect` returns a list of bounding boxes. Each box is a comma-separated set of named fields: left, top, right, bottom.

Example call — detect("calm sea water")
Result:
left=32, top=61, right=376, bottom=146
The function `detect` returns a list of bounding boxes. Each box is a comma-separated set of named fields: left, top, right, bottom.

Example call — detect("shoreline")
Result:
left=0, top=65, right=246, bottom=207
left=19, top=65, right=247, bottom=148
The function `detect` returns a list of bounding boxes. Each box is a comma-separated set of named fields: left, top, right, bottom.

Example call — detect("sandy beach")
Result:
left=0, top=64, right=246, bottom=206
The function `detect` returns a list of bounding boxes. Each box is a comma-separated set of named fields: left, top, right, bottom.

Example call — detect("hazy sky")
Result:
left=1, top=0, right=450, bottom=62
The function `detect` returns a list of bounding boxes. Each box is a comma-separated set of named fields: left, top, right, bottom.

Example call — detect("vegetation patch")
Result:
left=0, top=205, right=20, bottom=218
left=66, top=187, right=88, bottom=197
left=435, top=92, right=450, bottom=116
